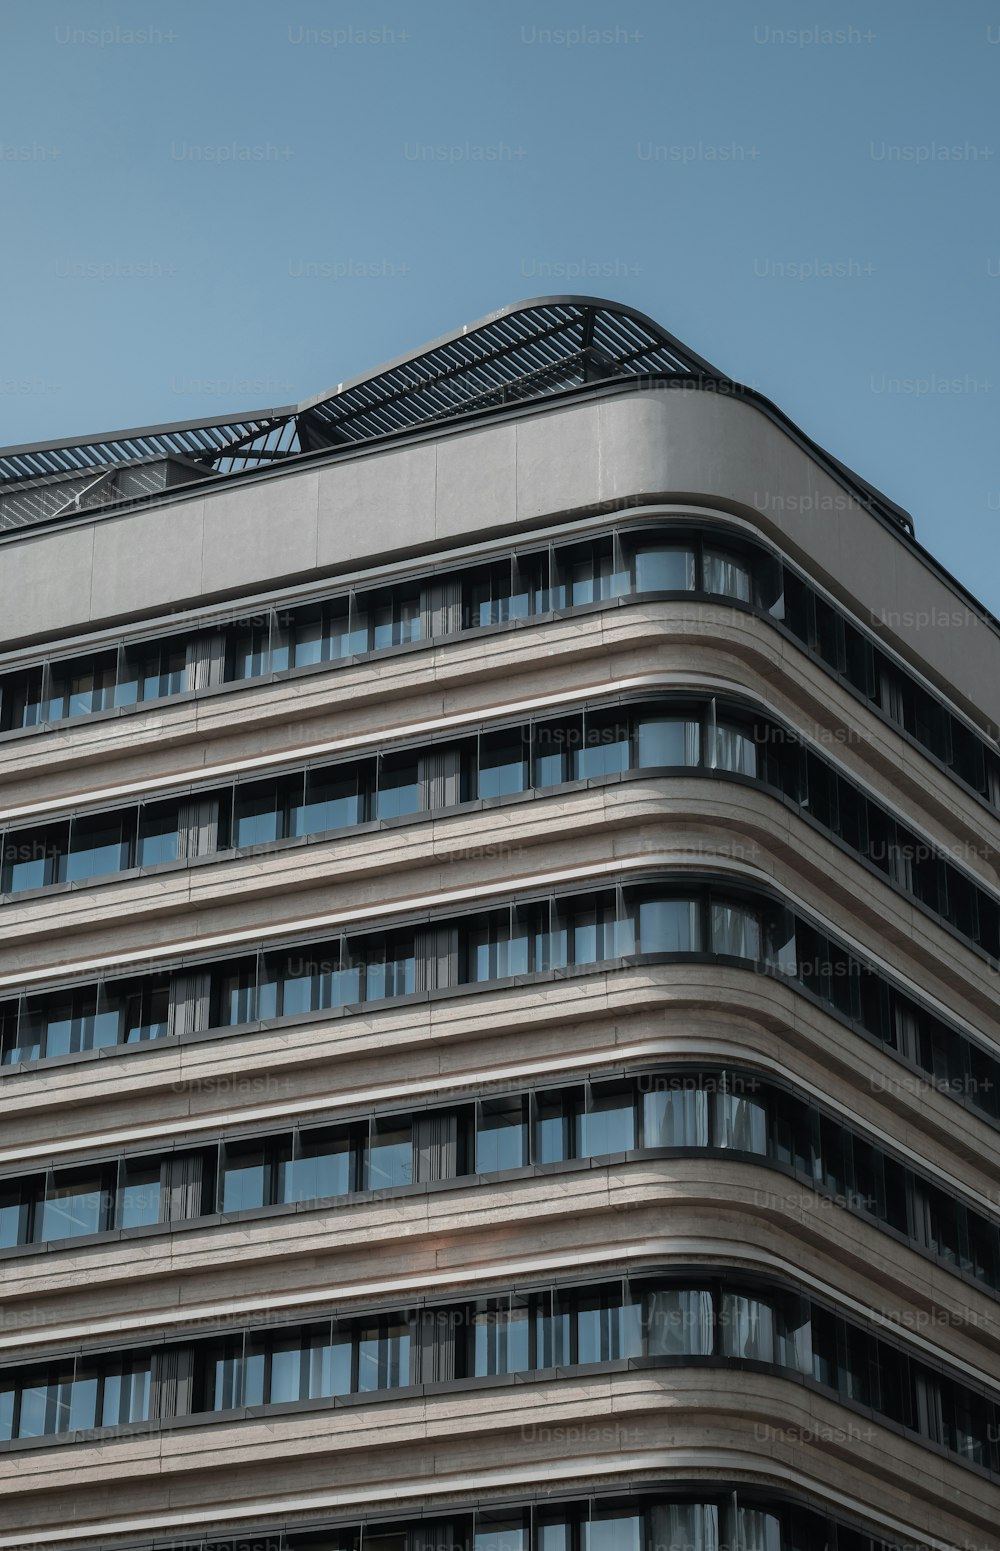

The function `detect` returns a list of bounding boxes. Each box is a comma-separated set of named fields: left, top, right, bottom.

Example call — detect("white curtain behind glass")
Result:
left=648, top=1504, right=720, bottom=1551
left=643, top=1087, right=709, bottom=1147
left=646, top=1289, right=714, bottom=1356
left=721, top=1294, right=775, bottom=1363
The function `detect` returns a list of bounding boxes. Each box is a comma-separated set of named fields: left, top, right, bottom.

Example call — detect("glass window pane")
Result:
left=280, top=1134, right=353, bottom=1204
left=704, top=550, right=752, bottom=602
left=357, top=1322, right=410, bottom=1390
left=222, top=1149, right=268, bottom=1213
left=584, top=1514, right=641, bottom=1551
left=37, top=1181, right=105, bottom=1242
left=646, top=1288, right=714, bottom=1356
left=0, top=1387, right=14, bottom=1441
left=234, top=787, right=281, bottom=848
left=536, top=1094, right=574, bottom=1164
left=376, top=758, right=420, bottom=819
left=649, top=1504, right=720, bottom=1551
left=367, top=1121, right=412, bottom=1190
left=712, top=1091, right=767, bottom=1153
left=577, top=1296, right=642, bottom=1363
left=720, top=1293, right=775, bottom=1362
left=479, top=735, right=528, bottom=798
left=473, top=1303, right=530, bottom=1377
left=639, top=899, right=700, bottom=953
left=712, top=723, right=757, bottom=776
left=643, top=1084, right=709, bottom=1148
left=137, top=804, right=179, bottom=867
left=64, top=818, right=129, bottom=884
left=710, top=903, right=760, bottom=959
left=637, top=717, right=700, bottom=767
left=572, top=721, right=630, bottom=780
left=477, top=1098, right=527, bottom=1173
left=119, top=1170, right=160, bottom=1229
left=577, top=1089, right=635, bottom=1156
left=293, top=771, right=365, bottom=836
left=0, top=1193, right=28, bottom=1249
left=476, top=1519, right=528, bottom=1551
left=634, top=546, right=696, bottom=592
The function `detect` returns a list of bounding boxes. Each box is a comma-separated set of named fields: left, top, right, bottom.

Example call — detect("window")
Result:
left=711, top=722, right=757, bottom=777
left=210, top=1340, right=266, bottom=1409
left=472, top=1299, right=530, bottom=1376
left=117, top=1166, right=160, bottom=1229
left=118, top=974, right=170, bottom=1043
left=464, top=558, right=529, bottom=628
left=295, top=766, right=368, bottom=835
left=636, top=715, right=700, bottom=768
left=720, top=1292, right=774, bottom=1363
left=576, top=1083, right=635, bottom=1157
left=0, top=1184, right=30, bottom=1250
left=571, top=895, right=635, bottom=964
left=119, top=637, right=188, bottom=704
left=17, top=1369, right=98, bottom=1437
left=1, top=824, right=63, bottom=893
left=638, top=898, right=700, bottom=953
left=101, top=1361, right=151, bottom=1426
left=136, top=800, right=180, bottom=868
left=477, top=1097, right=527, bottom=1173
left=277, top=941, right=361, bottom=1016
left=368, top=587, right=421, bottom=650
left=364, top=935, right=415, bottom=1000
left=561, top=537, right=629, bottom=606
left=478, top=731, right=528, bottom=798
left=703, top=549, right=751, bottom=603
left=0, top=667, right=45, bottom=732
left=645, top=1288, right=714, bottom=1356
left=468, top=911, right=530, bottom=982
left=232, top=772, right=303, bottom=849
left=366, top=1118, right=413, bottom=1191
left=270, top=1331, right=350, bottom=1402
left=225, top=617, right=272, bottom=682
left=583, top=1512, right=642, bottom=1551
left=476, top=1515, right=529, bottom=1551
left=710, top=902, right=760, bottom=960
left=726, top=1506, right=780, bottom=1551
left=63, top=813, right=132, bottom=884
left=633, top=544, right=696, bottom=592
left=29, top=987, right=119, bottom=1059
left=50, top=652, right=118, bottom=720
left=535, top=1089, right=581, bottom=1165
left=532, top=715, right=580, bottom=788
left=279, top=1128, right=355, bottom=1204
left=712, top=1089, right=767, bottom=1154
left=357, top=1320, right=411, bottom=1391
left=376, top=753, right=421, bottom=820
left=576, top=1289, right=642, bottom=1364
left=643, top=1082, right=709, bottom=1148
left=572, top=714, right=630, bottom=780
left=291, top=598, right=367, bottom=665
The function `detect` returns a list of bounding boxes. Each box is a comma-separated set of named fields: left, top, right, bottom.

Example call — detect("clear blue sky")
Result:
left=1, top=0, right=998, bottom=612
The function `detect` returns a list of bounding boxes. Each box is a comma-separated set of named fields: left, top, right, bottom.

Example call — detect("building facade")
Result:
left=0, top=298, right=998, bottom=1551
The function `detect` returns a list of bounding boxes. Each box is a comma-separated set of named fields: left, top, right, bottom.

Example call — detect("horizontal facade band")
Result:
left=0, top=693, right=997, bottom=989
left=2, top=1265, right=998, bottom=1503
left=2, top=862, right=999, bottom=1160
left=0, top=512, right=995, bottom=832
left=3, top=1063, right=999, bottom=1317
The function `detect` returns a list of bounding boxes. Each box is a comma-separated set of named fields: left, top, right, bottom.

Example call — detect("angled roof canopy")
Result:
left=0, top=297, right=913, bottom=535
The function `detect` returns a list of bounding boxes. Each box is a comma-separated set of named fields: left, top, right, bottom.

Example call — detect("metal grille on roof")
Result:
left=0, top=297, right=913, bottom=536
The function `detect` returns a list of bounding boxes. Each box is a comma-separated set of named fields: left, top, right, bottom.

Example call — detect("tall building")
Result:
left=0, top=298, right=998, bottom=1551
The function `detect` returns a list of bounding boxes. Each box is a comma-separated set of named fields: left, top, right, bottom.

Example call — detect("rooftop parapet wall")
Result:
left=1, top=383, right=995, bottom=732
